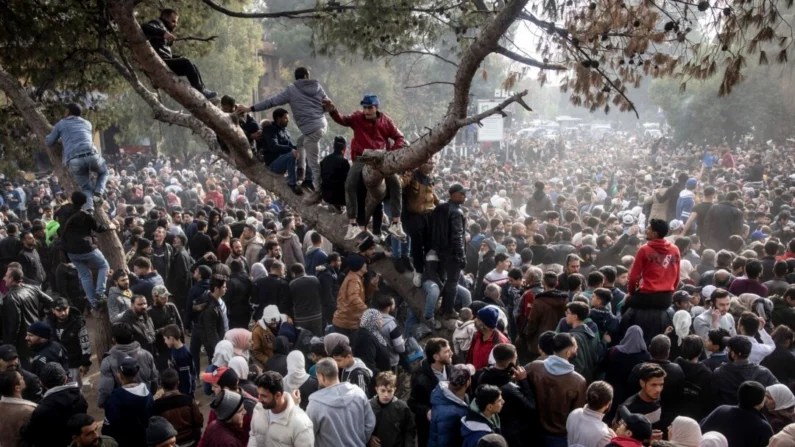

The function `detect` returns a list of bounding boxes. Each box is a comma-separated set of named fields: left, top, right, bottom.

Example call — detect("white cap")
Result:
left=669, top=219, right=684, bottom=232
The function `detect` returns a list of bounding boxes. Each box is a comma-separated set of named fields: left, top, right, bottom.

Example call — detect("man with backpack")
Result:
left=431, top=184, right=468, bottom=320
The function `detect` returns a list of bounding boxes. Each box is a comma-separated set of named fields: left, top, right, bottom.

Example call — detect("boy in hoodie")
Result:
left=589, top=288, right=620, bottom=344
left=606, top=406, right=652, bottom=447
left=622, top=219, right=681, bottom=343
left=376, top=295, right=406, bottom=370
left=331, top=343, right=373, bottom=397
left=461, top=384, right=503, bottom=447
left=307, top=358, right=376, bottom=447
left=676, top=178, right=698, bottom=223
left=566, top=301, right=604, bottom=383
left=103, top=357, right=154, bottom=447
left=369, top=371, right=417, bottom=447
left=453, top=308, right=477, bottom=363
left=243, top=67, right=330, bottom=203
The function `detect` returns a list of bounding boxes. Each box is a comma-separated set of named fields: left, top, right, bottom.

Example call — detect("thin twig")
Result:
left=175, top=35, right=219, bottom=42
left=404, top=81, right=456, bottom=89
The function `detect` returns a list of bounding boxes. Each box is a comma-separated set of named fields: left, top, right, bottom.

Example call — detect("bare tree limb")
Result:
left=455, top=90, right=530, bottom=127
left=175, top=35, right=219, bottom=42
left=380, top=49, right=459, bottom=67
left=494, top=45, right=567, bottom=70
left=201, top=0, right=465, bottom=19
left=405, top=81, right=456, bottom=89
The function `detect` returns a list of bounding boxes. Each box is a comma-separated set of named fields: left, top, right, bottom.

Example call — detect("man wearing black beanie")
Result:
left=700, top=380, right=774, bottom=447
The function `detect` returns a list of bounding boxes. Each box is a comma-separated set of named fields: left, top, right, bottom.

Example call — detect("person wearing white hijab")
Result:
left=766, top=384, right=795, bottom=433
left=668, top=416, right=701, bottom=447
left=699, top=432, right=728, bottom=447
left=284, top=350, right=318, bottom=411
left=203, top=340, right=235, bottom=395
left=669, top=310, right=692, bottom=360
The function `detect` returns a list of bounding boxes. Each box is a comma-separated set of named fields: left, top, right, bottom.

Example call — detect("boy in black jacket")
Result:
left=369, top=372, right=417, bottom=447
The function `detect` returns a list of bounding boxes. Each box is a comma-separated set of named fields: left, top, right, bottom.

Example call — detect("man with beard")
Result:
left=0, top=344, right=42, bottom=402
left=131, top=257, right=164, bottom=305
left=141, top=9, right=216, bottom=99
left=151, top=227, right=174, bottom=283
left=260, top=240, right=282, bottom=264
left=67, top=414, right=119, bottom=447
left=148, top=285, right=184, bottom=371
left=47, top=298, right=91, bottom=388
left=17, top=231, right=46, bottom=288
left=243, top=225, right=265, bottom=268
left=225, top=238, right=248, bottom=273
left=408, top=338, right=453, bottom=447
left=26, top=321, right=70, bottom=380
left=108, top=269, right=133, bottom=322
left=248, top=371, right=314, bottom=446
left=2, top=267, right=53, bottom=369
left=118, top=295, right=157, bottom=355
left=167, top=234, right=194, bottom=314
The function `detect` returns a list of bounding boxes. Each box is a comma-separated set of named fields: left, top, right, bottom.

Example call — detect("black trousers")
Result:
left=404, top=211, right=431, bottom=272
left=440, top=257, right=461, bottom=314
left=164, top=57, right=204, bottom=91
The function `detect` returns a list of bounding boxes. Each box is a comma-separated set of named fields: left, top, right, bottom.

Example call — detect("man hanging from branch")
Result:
left=239, top=67, right=328, bottom=205
left=326, top=95, right=407, bottom=242
left=45, top=103, right=109, bottom=213
left=141, top=8, right=217, bottom=100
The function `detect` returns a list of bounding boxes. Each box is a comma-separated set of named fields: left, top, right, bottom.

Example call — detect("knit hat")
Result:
left=27, top=321, right=52, bottom=339
left=357, top=236, right=375, bottom=253
left=323, top=333, right=350, bottom=358
left=618, top=405, right=652, bottom=441
left=477, top=307, right=499, bottom=329
left=360, top=94, right=379, bottom=107
left=197, top=265, right=212, bottom=280
left=210, top=390, right=244, bottom=422
left=738, top=380, right=766, bottom=409
left=119, top=356, right=140, bottom=377
left=137, top=238, right=152, bottom=250
left=686, top=178, right=698, bottom=189
left=217, top=368, right=240, bottom=389
left=40, top=362, right=67, bottom=389
left=146, top=416, right=178, bottom=446
left=347, top=254, right=367, bottom=272
left=477, top=434, right=509, bottom=447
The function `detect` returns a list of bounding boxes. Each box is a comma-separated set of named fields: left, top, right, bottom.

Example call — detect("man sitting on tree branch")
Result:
left=141, top=8, right=217, bottom=100
left=326, top=94, right=407, bottom=242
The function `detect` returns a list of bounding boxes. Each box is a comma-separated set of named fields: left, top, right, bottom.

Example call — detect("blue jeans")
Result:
left=67, top=154, right=108, bottom=210
left=270, top=152, right=314, bottom=187
left=390, top=234, right=410, bottom=258
left=420, top=280, right=472, bottom=320
left=67, top=249, right=109, bottom=307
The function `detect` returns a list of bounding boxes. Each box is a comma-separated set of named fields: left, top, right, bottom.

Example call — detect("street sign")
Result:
left=477, top=100, right=504, bottom=142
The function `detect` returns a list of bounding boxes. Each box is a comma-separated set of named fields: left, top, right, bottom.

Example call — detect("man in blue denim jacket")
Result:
left=45, top=103, right=109, bottom=211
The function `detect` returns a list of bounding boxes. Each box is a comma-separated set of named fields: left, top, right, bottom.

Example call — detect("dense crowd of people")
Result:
left=4, top=26, right=795, bottom=445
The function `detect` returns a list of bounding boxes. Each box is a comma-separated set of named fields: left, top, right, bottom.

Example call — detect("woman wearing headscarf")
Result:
left=249, top=262, right=267, bottom=282
left=166, top=192, right=181, bottom=211
left=143, top=195, right=155, bottom=213
left=601, top=325, right=650, bottom=420
left=228, top=356, right=257, bottom=397
left=765, top=384, right=795, bottom=433
left=669, top=416, right=702, bottom=447
left=668, top=310, right=692, bottom=361
left=700, top=432, right=728, bottom=447
left=203, top=340, right=235, bottom=395
left=284, top=350, right=318, bottom=411
left=769, top=424, right=795, bottom=447
left=352, top=309, right=392, bottom=378
left=224, top=328, right=252, bottom=359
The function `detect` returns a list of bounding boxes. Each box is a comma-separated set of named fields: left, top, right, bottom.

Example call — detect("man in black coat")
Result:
left=626, top=334, right=685, bottom=430
left=251, top=260, right=291, bottom=321
left=431, top=184, right=468, bottom=320
left=0, top=223, right=23, bottom=276
left=316, top=254, right=342, bottom=328
left=703, top=191, right=744, bottom=251
left=26, top=321, right=70, bottom=380
left=223, top=259, right=251, bottom=330
left=320, top=136, right=350, bottom=213
left=188, top=220, right=214, bottom=259
left=151, top=227, right=174, bottom=284
left=167, top=234, right=194, bottom=314
left=46, top=298, right=91, bottom=387
left=288, top=263, right=323, bottom=336
left=711, top=336, right=778, bottom=408
left=140, top=8, right=216, bottom=99
left=194, top=278, right=227, bottom=362
left=408, top=338, right=453, bottom=447
left=22, top=363, right=88, bottom=447
left=17, top=231, right=46, bottom=288
left=118, top=295, right=157, bottom=355
left=2, top=267, right=53, bottom=369
left=0, top=344, right=42, bottom=402
left=700, top=380, right=773, bottom=447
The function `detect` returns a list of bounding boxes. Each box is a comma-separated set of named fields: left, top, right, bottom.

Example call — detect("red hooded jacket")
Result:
left=329, top=109, right=405, bottom=161
left=467, top=329, right=510, bottom=370
left=627, top=239, right=681, bottom=294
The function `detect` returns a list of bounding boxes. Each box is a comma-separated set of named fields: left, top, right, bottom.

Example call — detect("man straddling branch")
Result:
left=326, top=94, right=407, bottom=242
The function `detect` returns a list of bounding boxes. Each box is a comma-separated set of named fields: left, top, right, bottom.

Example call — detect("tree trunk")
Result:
left=0, top=68, right=124, bottom=358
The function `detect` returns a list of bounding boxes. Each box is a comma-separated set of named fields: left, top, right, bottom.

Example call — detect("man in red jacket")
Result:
left=327, top=94, right=407, bottom=242
left=620, top=218, right=681, bottom=344
left=468, top=307, right=510, bottom=370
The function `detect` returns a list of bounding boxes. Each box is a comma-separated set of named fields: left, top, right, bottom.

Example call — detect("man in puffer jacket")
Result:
left=429, top=365, right=471, bottom=447
left=97, top=323, right=159, bottom=409
left=461, top=385, right=503, bottom=447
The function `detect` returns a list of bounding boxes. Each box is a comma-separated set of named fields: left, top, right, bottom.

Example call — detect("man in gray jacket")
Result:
left=97, top=322, right=158, bottom=408
left=242, top=67, right=330, bottom=205
left=307, top=358, right=375, bottom=447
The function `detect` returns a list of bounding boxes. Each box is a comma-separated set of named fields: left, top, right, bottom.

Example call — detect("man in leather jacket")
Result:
left=141, top=9, right=216, bottom=99
left=1, top=267, right=53, bottom=369
left=431, top=184, right=468, bottom=320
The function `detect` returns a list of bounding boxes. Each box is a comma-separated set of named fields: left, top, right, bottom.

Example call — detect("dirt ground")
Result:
left=82, top=315, right=215, bottom=423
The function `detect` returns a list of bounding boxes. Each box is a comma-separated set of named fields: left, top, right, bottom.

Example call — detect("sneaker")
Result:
left=289, top=184, right=304, bottom=196
left=93, top=293, right=107, bottom=310
left=402, top=257, right=415, bottom=273
left=344, top=224, right=359, bottom=240
left=387, top=222, right=407, bottom=240
left=301, top=181, right=315, bottom=192
left=202, top=89, right=217, bottom=99
left=93, top=193, right=104, bottom=206
left=412, top=272, right=422, bottom=288
left=393, top=257, right=406, bottom=274
left=373, top=232, right=386, bottom=244
left=303, top=190, right=322, bottom=205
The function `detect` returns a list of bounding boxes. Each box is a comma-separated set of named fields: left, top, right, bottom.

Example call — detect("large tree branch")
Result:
left=456, top=90, right=531, bottom=127
left=201, top=0, right=465, bottom=19
left=494, top=45, right=567, bottom=70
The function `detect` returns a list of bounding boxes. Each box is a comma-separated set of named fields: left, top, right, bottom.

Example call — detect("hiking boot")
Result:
left=289, top=184, right=304, bottom=196
left=202, top=89, right=218, bottom=99
left=303, top=190, right=322, bottom=205
left=344, top=224, right=359, bottom=240
left=402, top=257, right=415, bottom=273
left=393, top=257, right=406, bottom=274
left=386, top=222, right=407, bottom=240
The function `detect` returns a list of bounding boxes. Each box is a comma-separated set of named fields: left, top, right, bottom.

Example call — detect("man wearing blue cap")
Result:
left=326, top=95, right=407, bottom=242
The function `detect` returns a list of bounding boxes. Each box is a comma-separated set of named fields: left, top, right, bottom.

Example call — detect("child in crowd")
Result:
left=453, top=308, right=476, bottom=364
left=589, top=288, right=620, bottom=344
left=163, top=324, right=195, bottom=396
left=369, top=371, right=417, bottom=447
left=702, top=327, right=731, bottom=371
left=308, top=340, right=327, bottom=378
